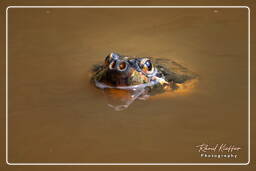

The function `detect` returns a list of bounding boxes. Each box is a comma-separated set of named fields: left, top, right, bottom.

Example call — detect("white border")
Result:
left=6, top=6, right=250, bottom=166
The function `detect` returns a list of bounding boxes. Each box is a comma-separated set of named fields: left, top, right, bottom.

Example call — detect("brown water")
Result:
left=8, top=8, right=248, bottom=163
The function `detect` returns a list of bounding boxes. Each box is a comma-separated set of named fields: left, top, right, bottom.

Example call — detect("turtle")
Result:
left=91, top=53, right=198, bottom=111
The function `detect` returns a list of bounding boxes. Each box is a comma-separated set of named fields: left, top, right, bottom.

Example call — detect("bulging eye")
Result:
left=140, top=59, right=154, bottom=74
left=117, top=61, right=127, bottom=71
left=109, top=61, right=116, bottom=69
left=145, top=60, right=152, bottom=71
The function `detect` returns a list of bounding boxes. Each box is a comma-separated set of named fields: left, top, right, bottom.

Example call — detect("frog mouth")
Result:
left=94, top=79, right=158, bottom=90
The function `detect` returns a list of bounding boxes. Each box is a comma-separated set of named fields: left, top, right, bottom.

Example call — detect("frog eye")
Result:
left=140, top=59, right=154, bottom=74
left=117, top=61, right=128, bottom=71
left=144, top=60, right=153, bottom=71
left=109, top=60, right=116, bottom=70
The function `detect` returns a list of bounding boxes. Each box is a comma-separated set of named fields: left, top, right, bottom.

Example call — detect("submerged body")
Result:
left=91, top=53, right=197, bottom=110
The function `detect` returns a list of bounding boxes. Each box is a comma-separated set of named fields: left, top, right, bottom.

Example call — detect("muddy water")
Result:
left=8, top=8, right=248, bottom=163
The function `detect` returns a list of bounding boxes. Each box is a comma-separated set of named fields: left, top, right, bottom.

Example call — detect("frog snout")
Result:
left=109, top=59, right=129, bottom=72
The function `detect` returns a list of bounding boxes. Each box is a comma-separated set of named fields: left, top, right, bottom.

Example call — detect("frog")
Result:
left=91, top=53, right=198, bottom=111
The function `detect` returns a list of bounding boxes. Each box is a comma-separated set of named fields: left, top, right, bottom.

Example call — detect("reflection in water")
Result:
left=95, top=78, right=198, bottom=111
left=105, top=88, right=147, bottom=111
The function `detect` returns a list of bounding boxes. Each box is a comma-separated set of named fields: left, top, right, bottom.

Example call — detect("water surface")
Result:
left=8, top=8, right=248, bottom=163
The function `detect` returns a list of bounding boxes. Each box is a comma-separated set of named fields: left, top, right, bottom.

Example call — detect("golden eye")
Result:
left=119, top=62, right=126, bottom=70
left=118, top=61, right=127, bottom=71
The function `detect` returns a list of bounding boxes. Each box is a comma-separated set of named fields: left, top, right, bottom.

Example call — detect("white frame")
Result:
left=5, top=6, right=251, bottom=166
